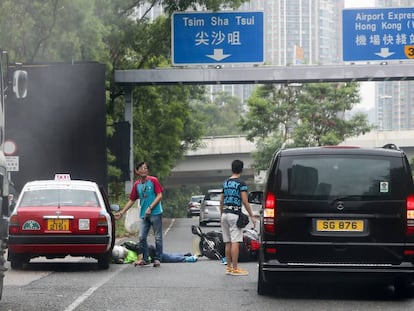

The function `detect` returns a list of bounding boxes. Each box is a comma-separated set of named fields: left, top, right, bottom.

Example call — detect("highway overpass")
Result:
left=163, top=131, right=414, bottom=189
left=164, top=135, right=257, bottom=189
left=115, top=62, right=414, bottom=188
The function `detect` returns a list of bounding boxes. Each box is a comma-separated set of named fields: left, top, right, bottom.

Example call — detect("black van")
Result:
left=255, top=145, right=414, bottom=297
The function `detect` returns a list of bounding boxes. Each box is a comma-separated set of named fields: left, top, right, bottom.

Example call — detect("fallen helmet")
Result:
left=112, top=245, right=128, bottom=261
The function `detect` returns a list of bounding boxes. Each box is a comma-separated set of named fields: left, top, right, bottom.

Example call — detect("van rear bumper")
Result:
left=261, top=261, right=414, bottom=284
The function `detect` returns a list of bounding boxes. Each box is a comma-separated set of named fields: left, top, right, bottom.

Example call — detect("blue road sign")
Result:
left=343, top=7, right=414, bottom=62
left=172, top=11, right=264, bottom=66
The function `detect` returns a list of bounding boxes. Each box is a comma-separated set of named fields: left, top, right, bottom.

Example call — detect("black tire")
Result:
left=394, top=278, right=414, bottom=298
left=0, top=272, right=3, bottom=300
left=199, top=239, right=220, bottom=260
left=257, top=265, right=268, bottom=295
left=257, top=257, right=276, bottom=296
left=97, top=252, right=111, bottom=270
left=199, top=220, right=206, bottom=227
left=205, top=231, right=224, bottom=257
left=10, top=256, right=28, bottom=270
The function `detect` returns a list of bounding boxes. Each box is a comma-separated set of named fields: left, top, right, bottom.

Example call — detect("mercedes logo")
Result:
left=336, top=201, right=345, bottom=211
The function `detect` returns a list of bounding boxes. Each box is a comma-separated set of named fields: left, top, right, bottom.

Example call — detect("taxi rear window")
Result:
left=19, top=189, right=99, bottom=207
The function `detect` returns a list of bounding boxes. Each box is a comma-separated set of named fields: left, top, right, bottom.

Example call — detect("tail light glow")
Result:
left=265, top=248, right=277, bottom=254
left=264, top=191, right=276, bottom=234
left=9, top=215, right=20, bottom=235
left=97, top=215, right=108, bottom=235
left=406, top=194, right=414, bottom=235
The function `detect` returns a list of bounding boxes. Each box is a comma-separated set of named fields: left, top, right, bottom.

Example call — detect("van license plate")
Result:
left=47, top=219, right=69, bottom=231
left=316, top=219, right=364, bottom=232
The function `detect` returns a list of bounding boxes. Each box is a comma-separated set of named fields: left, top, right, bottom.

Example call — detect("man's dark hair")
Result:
left=135, top=161, right=149, bottom=170
left=231, top=159, right=244, bottom=174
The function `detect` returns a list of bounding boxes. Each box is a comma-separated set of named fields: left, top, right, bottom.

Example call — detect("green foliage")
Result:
left=292, top=82, right=371, bottom=146
left=163, top=0, right=248, bottom=13
left=240, top=83, right=374, bottom=166
left=1, top=0, right=252, bottom=193
left=162, top=186, right=202, bottom=218
left=192, top=91, right=245, bottom=136
left=240, top=84, right=300, bottom=142
left=252, top=134, right=284, bottom=171
left=130, top=85, right=206, bottom=179
left=0, top=0, right=110, bottom=63
left=410, top=156, right=414, bottom=178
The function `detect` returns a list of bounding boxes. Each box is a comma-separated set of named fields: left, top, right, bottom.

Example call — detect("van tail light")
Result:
left=9, top=215, right=20, bottom=235
left=263, top=191, right=276, bottom=234
left=97, top=215, right=108, bottom=235
left=406, top=194, right=414, bottom=235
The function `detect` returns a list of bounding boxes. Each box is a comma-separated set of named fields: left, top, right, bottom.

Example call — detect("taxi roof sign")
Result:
left=54, top=174, right=71, bottom=181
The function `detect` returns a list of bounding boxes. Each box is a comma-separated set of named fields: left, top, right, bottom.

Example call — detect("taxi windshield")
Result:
left=19, top=189, right=99, bottom=207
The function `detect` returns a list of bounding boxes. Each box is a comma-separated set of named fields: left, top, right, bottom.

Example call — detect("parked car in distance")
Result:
left=247, top=191, right=263, bottom=217
left=7, top=174, right=119, bottom=270
left=187, top=195, right=205, bottom=218
left=254, top=144, right=414, bottom=298
left=199, top=189, right=221, bottom=226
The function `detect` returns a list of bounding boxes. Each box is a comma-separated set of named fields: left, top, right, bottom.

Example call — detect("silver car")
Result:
left=187, top=195, right=205, bottom=218
left=247, top=191, right=263, bottom=217
left=199, top=189, right=222, bottom=226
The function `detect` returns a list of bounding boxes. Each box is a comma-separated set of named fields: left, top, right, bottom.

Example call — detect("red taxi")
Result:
left=7, top=175, right=118, bottom=269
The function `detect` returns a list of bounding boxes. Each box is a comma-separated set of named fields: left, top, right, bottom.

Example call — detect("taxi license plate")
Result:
left=316, top=219, right=364, bottom=232
left=47, top=219, right=69, bottom=231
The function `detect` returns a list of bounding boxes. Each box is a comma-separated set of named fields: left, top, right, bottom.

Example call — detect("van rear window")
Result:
left=276, top=155, right=407, bottom=199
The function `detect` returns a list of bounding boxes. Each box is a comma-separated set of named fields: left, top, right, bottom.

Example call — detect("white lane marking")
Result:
left=164, top=218, right=175, bottom=236
left=64, top=218, right=175, bottom=311
left=63, top=264, right=127, bottom=311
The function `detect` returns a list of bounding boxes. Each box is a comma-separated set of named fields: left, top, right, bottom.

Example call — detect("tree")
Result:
left=192, top=91, right=245, bottom=136
left=240, top=83, right=373, bottom=170
left=293, top=83, right=372, bottom=146
left=0, top=0, right=249, bottom=186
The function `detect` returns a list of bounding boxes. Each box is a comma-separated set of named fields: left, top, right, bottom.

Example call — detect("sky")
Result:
left=344, top=0, right=376, bottom=8
left=344, top=0, right=376, bottom=110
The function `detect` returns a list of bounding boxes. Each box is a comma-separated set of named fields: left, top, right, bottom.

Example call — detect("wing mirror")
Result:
left=248, top=191, right=263, bottom=205
left=13, top=69, right=28, bottom=99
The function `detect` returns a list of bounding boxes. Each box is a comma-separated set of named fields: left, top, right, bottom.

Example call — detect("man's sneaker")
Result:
left=153, top=259, right=161, bottom=267
left=184, top=255, right=198, bottom=263
left=230, top=268, right=249, bottom=276
left=220, top=257, right=227, bottom=265
left=225, top=267, right=233, bottom=275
